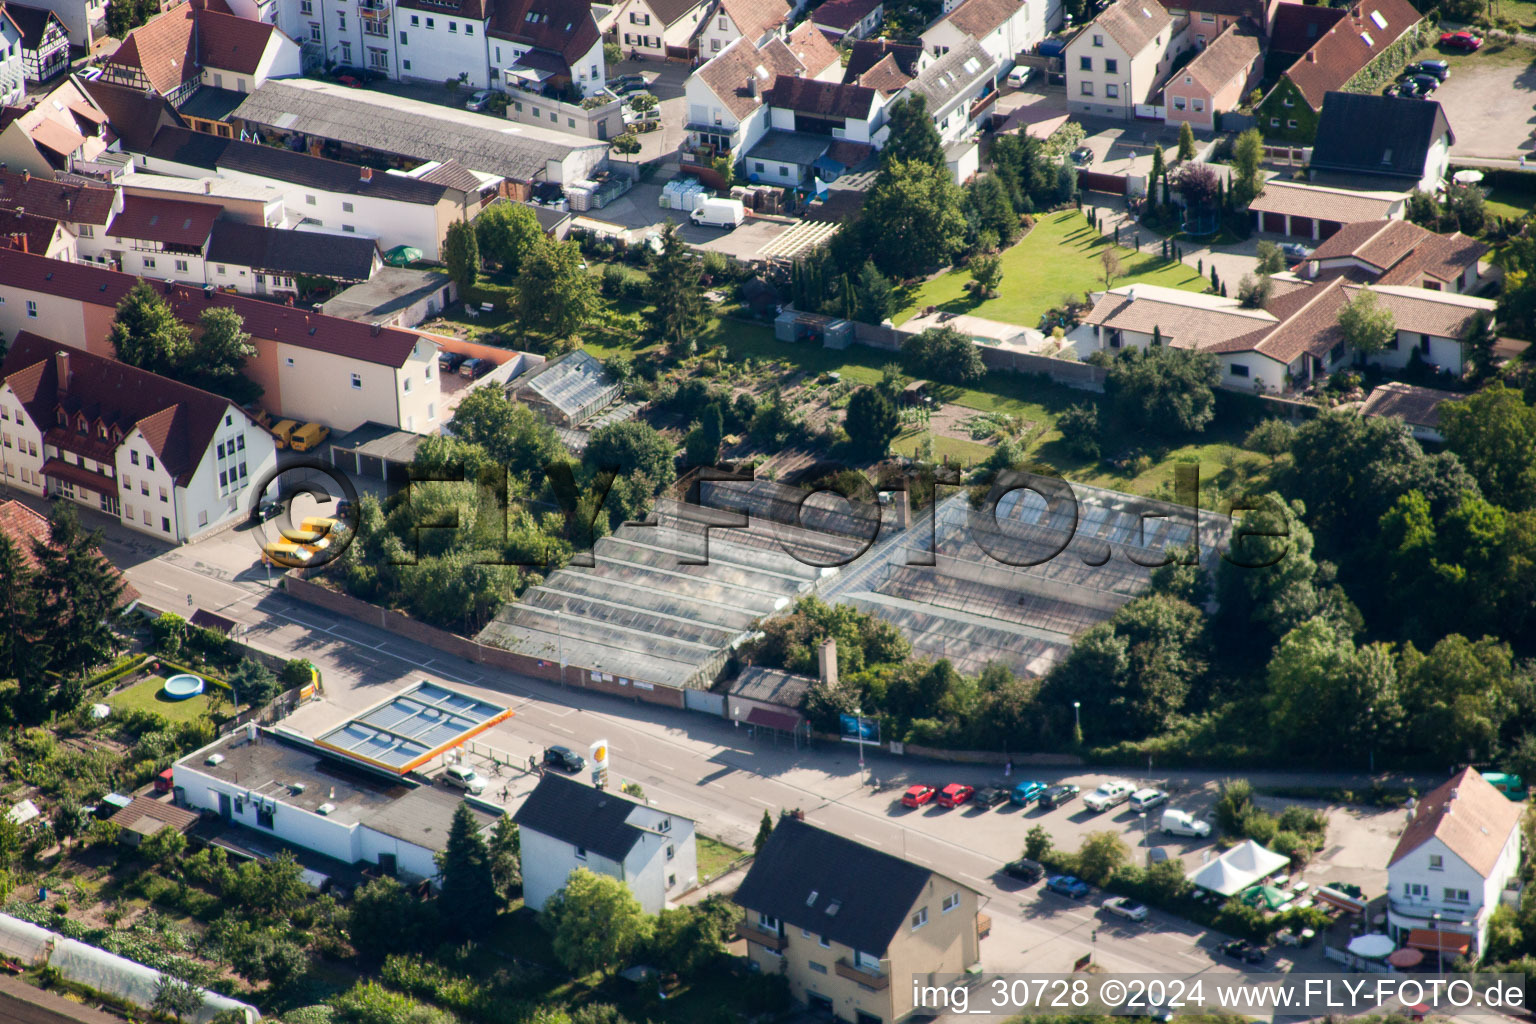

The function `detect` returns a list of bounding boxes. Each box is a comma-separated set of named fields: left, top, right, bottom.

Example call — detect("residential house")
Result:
left=1309, top=91, right=1453, bottom=193
left=0, top=332, right=278, bottom=541
left=1248, top=178, right=1406, bottom=240
left=108, top=796, right=200, bottom=847
left=488, top=0, right=607, bottom=99
left=1254, top=0, right=1421, bottom=143
left=227, top=78, right=607, bottom=185
left=1161, top=0, right=1270, bottom=47
left=0, top=78, right=110, bottom=173
left=4, top=4, right=70, bottom=84
left=0, top=498, right=138, bottom=605
left=119, top=170, right=287, bottom=230
left=0, top=206, right=73, bottom=257
left=30, top=0, right=107, bottom=49
left=79, top=78, right=191, bottom=150
left=696, top=0, right=789, bottom=57
left=81, top=193, right=221, bottom=279
left=195, top=8, right=302, bottom=96
left=1078, top=272, right=1496, bottom=391
left=921, top=0, right=1057, bottom=68
left=509, top=348, right=619, bottom=426
left=99, top=2, right=202, bottom=106
left=764, top=76, right=885, bottom=142
left=685, top=34, right=802, bottom=155
left=781, top=20, right=842, bottom=78
left=902, top=37, right=998, bottom=146
left=609, top=0, right=708, bottom=60
left=843, top=37, right=923, bottom=95
left=205, top=219, right=383, bottom=295
left=734, top=818, right=982, bottom=1024
left=514, top=773, right=699, bottom=915
left=0, top=166, right=120, bottom=252
left=0, top=8, right=22, bottom=104
left=810, top=0, right=882, bottom=40
left=174, top=724, right=499, bottom=883
left=1065, top=0, right=1184, bottom=120
left=1298, top=217, right=1486, bottom=293
left=0, top=249, right=443, bottom=432
left=1264, top=0, right=1345, bottom=73
left=142, top=124, right=484, bottom=260
left=1162, top=21, right=1260, bottom=131
left=1387, top=768, right=1523, bottom=959
left=1360, top=380, right=1462, bottom=442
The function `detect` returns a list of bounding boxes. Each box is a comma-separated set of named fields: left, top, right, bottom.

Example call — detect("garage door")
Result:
left=1319, top=220, right=1341, bottom=239
left=359, top=454, right=384, bottom=479
left=1262, top=212, right=1286, bottom=234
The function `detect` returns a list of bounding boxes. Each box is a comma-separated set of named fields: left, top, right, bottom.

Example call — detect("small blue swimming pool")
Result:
left=162, top=674, right=205, bottom=700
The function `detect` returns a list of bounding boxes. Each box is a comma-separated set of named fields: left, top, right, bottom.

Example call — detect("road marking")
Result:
left=854, top=833, right=880, bottom=845
left=748, top=797, right=774, bottom=807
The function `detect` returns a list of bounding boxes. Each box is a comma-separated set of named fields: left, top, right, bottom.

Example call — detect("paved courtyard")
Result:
left=1432, top=50, right=1536, bottom=159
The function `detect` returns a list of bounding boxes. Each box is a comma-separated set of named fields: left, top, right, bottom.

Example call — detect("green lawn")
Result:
left=891, top=429, right=998, bottom=464
left=892, top=210, right=1209, bottom=326
left=696, top=835, right=744, bottom=881
left=1486, top=184, right=1536, bottom=221
left=108, top=676, right=221, bottom=726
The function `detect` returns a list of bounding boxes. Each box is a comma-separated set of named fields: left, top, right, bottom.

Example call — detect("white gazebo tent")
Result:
left=1187, top=839, right=1291, bottom=897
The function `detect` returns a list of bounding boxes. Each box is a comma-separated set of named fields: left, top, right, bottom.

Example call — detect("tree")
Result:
left=545, top=868, right=653, bottom=975
left=844, top=387, right=901, bottom=460
left=1244, top=418, right=1296, bottom=462
left=854, top=260, right=894, bottom=325
left=1057, top=402, right=1101, bottom=460
left=1024, top=824, right=1053, bottom=861
left=1150, top=145, right=1167, bottom=203
left=901, top=325, right=987, bottom=386
left=880, top=95, right=945, bottom=168
left=191, top=307, right=259, bottom=403
left=965, top=173, right=1020, bottom=248
left=110, top=280, right=192, bottom=377
left=152, top=975, right=203, bottom=1024
left=1230, top=128, right=1264, bottom=207
left=604, top=41, right=623, bottom=66
left=474, top=202, right=544, bottom=273
left=438, top=803, right=497, bottom=936
left=1105, top=346, right=1220, bottom=435
left=584, top=420, right=677, bottom=487
left=1100, top=247, right=1123, bottom=290
left=1177, top=121, right=1196, bottom=162
left=1439, top=383, right=1536, bottom=512
left=141, top=825, right=188, bottom=865
left=644, top=222, right=708, bottom=356
left=443, top=219, right=479, bottom=291
left=651, top=899, right=731, bottom=975
left=332, top=982, right=453, bottom=1024
left=348, top=877, right=432, bottom=960
left=227, top=850, right=310, bottom=918
left=228, top=658, right=280, bottom=708
left=1337, top=286, right=1396, bottom=357
left=1077, top=831, right=1129, bottom=885
left=969, top=253, right=1003, bottom=299
left=754, top=810, right=775, bottom=853
left=1265, top=616, right=1400, bottom=757
left=611, top=133, right=641, bottom=162
left=0, top=533, right=41, bottom=695
left=1255, top=240, right=1286, bottom=275
left=861, top=160, right=967, bottom=278
left=1236, top=273, right=1272, bottom=309
left=488, top=816, right=521, bottom=903
left=26, top=505, right=124, bottom=715
left=448, top=383, right=566, bottom=482
left=1176, top=161, right=1220, bottom=214
left=684, top=404, right=724, bottom=467
left=516, top=236, right=599, bottom=339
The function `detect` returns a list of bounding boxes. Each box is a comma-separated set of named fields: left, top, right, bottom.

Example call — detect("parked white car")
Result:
left=1129, top=787, right=1168, bottom=812
left=1006, top=65, right=1034, bottom=88
left=1101, top=896, right=1149, bottom=922
left=442, top=763, right=487, bottom=795
left=1083, top=780, right=1134, bottom=812
left=1160, top=808, right=1211, bottom=837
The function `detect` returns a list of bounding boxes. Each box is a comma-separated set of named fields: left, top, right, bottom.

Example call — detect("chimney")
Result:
left=816, top=639, right=838, bottom=687
left=204, top=180, right=212, bottom=194
left=20, top=169, right=28, bottom=183
left=359, top=166, right=373, bottom=183
left=55, top=350, right=71, bottom=392
left=748, top=76, right=758, bottom=98
left=370, top=323, right=380, bottom=336
left=1306, top=50, right=1316, bottom=61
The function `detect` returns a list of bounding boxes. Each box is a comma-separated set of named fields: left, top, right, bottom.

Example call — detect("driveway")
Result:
left=610, top=58, right=691, bottom=165
left=1427, top=44, right=1536, bottom=158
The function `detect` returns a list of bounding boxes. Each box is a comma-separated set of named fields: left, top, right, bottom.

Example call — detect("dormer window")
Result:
left=56, top=409, right=66, bottom=426
left=76, top=415, right=87, bottom=433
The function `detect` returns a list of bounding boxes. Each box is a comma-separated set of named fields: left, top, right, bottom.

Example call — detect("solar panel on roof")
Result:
left=314, top=680, right=510, bottom=773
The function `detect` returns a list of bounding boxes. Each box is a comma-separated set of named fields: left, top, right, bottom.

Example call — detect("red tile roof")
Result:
left=938, top=0, right=1023, bottom=39
left=717, top=0, right=789, bottom=43
left=1359, top=380, right=1462, bottom=429
left=196, top=8, right=277, bottom=74
left=1390, top=768, right=1524, bottom=877
left=1178, top=21, right=1260, bottom=93
left=1280, top=0, right=1420, bottom=109
left=0, top=498, right=139, bottom=604
left=783, top=21, right=840, bottom=77
left=106, top=1, right=198, bottom=95
left=28, top=116, right=86, bottom=157
left=1, top=332, right=240, bottom=487
left=0, top=249, right=425, bottom=368
left=0, top=209, right=63, bottom=257
left=810, top=0, right=881, bottom=31
left=1269, top=1, right=1347, bottom=54
left=485, top=0, right=602, bottom=68
left=107, top=194, right=220, bottom=247
left=763, top=76, right=876, bottom=118
left=0, top=168, right=116, bottom=229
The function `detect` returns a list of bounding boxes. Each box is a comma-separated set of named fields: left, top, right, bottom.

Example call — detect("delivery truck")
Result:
left=690, top=197, right=746, bottom=228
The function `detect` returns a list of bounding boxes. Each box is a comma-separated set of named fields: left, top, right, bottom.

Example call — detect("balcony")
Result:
left=835, top=959, right=889, bottom=991
left=1389, top=897, right=1480, bottom=923
left=736, top=922, right=786, bottom=951
left=358, top=0, right=388, bottom=10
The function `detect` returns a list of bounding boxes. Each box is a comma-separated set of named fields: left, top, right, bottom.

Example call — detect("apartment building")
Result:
left=921, top=0, right=1059, bottom=67
left=735, top=819, right=981, bottom=1024
left=1065, top=0, right=1185, bottom=119
left=609, top=0, right=708, bottom=59
left=0, top=332, right=278, bottom=542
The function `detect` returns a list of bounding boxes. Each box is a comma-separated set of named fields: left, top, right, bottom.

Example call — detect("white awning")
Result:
left=1186, top=839, right=1290, bottom=896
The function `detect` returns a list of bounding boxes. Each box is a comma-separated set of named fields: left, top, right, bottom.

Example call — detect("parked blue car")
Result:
left=1011, top=780, right=1047, bottom=805
left=1047, top=875, right=1092, bottom=899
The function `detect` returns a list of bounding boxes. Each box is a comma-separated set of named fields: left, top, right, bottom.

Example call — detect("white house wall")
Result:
left=519, top=827, right=627, bottom=912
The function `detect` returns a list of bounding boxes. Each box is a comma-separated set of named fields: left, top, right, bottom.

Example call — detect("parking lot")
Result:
left=1427, top=43, right=1536, bottom=158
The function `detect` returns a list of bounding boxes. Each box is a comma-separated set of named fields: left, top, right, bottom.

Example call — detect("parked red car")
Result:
left=902, top=784, right=936, bottom=808
left=1439, top=30, right=1483, bottom=51
left=937, top=783, right=975, bottom=808
left=335, top=74, right=364, bottom=87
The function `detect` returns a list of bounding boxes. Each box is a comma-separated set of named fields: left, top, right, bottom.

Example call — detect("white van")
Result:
left=1160, top=809, right=1211, bottom=837
left=1006, top=65, right=1034, bottom=88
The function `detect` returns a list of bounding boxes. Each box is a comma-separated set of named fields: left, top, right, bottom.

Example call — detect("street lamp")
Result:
left=854, top=706, right=867, bottom=779
left=1366, top=706, right=1375, bottom=774
left=1073, top=701, right=1082, bottom=731
left=1433, top=912, right=1443, bottom=974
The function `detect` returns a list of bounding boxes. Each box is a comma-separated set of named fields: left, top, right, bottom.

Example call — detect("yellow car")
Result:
left=301, top=516, right=339, bottom=533
left=261, top=541, right=313, bottom=566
